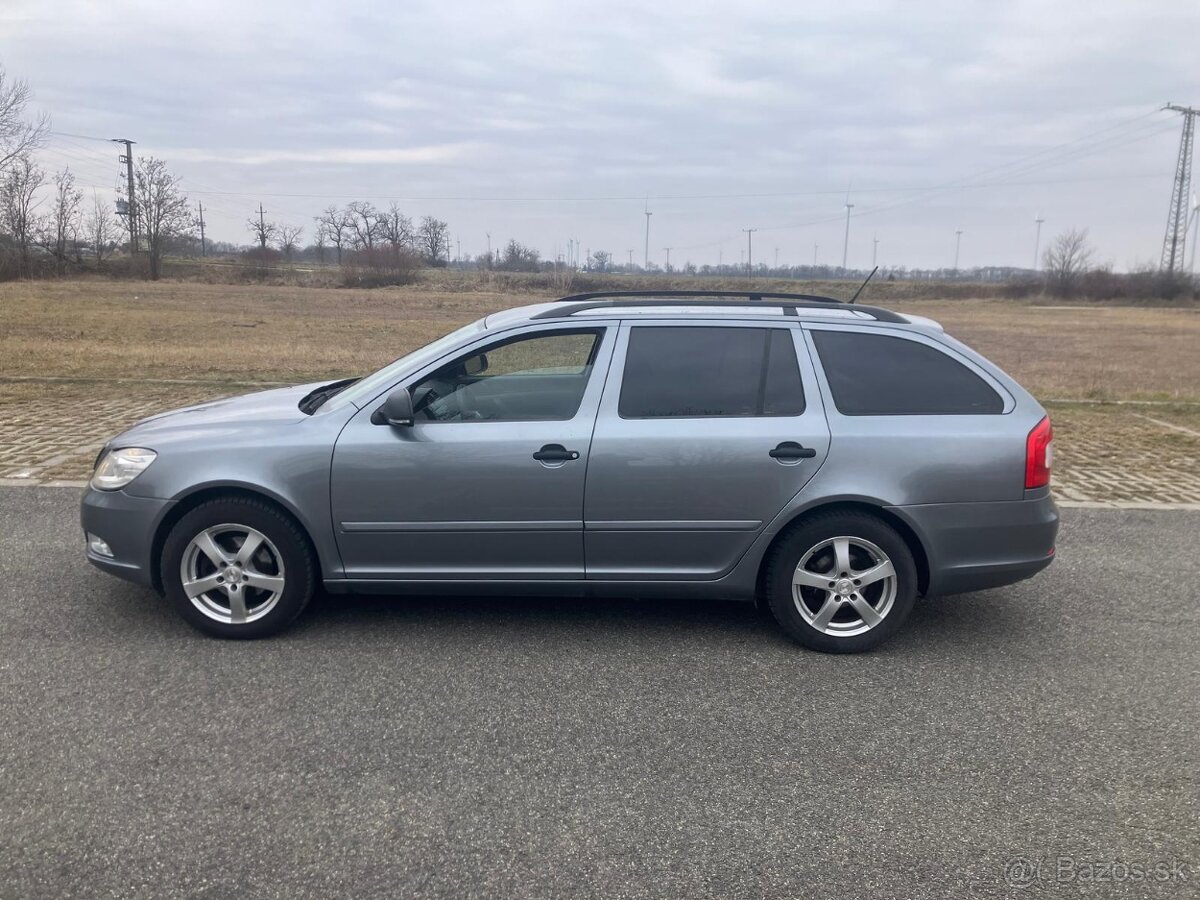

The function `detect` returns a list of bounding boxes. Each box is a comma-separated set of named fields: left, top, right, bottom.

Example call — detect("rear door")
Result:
left=583, top=320, right=830, bottom=580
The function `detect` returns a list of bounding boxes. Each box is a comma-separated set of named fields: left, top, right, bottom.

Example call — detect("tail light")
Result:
left=1025, top=416, right=1053, bottom=489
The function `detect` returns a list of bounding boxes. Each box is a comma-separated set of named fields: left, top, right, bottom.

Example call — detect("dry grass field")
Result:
left=2, top=279, right=1198, bottom=399
left=1, top=278, right=1198, bottom=501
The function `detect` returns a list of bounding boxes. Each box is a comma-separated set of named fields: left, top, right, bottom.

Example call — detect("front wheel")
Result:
left=763, top=512, right=917, bottom=653
left=161, top=497, right=315, bottom=638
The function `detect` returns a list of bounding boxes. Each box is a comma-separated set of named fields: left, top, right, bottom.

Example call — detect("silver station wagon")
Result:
left=82, top=291, right=1058, bottom=652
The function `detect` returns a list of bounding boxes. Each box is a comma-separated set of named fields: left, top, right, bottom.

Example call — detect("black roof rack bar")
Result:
left=553, top=289, right=844, bottom=304
left=532, top=297, right=908, bottom=324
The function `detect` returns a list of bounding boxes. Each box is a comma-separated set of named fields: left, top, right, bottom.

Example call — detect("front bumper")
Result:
left=891, top=491, right=1059, bottom=597
left=80, top=487, right=173, bottom=589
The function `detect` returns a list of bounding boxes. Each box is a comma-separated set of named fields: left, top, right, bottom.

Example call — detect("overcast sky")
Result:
left=3, top=0, right=1197, bottom=270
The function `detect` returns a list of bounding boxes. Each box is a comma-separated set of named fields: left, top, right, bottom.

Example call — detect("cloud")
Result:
left=4, top=0, right=1197, bottom=267
left=166, top=142, right=486, bottom=167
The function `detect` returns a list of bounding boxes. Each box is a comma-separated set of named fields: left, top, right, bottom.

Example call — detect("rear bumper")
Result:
left=890, top=492, right=1059, bottom=597
left=80, top=487, right=173, bottom=589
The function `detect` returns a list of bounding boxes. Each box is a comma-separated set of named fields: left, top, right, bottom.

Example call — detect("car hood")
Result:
left=115, top=381, right=330, bottom=441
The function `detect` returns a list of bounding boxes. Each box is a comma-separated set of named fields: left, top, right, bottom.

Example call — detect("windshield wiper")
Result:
left=298, top=378, right=360, bottom=415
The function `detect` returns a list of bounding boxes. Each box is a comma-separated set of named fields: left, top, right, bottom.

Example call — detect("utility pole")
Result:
left=197, top=201, right=206, bottom=257
left=954, top=229, right=963, bottom=273
left=742, top=228, right=757, bottom=275
left=643, top=202, right=652, bottom=270
left=663, top=247, right=672, bottom=271
left=486, top=232, right=491, bottom=261
left=1161, top=103, right=1197, bottom=272
left=112, top=138, right=137, bottom=254
left=842, top=200, right=854, bottom=269
left=813, top=243, right=819, bottom=268
left=456, top=237, right=461, bottom=264
left=1033, top=215, right=1045, bottom=270
left=627, top=249, right=634, bottom=270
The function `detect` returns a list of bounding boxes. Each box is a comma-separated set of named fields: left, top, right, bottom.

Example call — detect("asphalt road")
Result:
left=1, top=487, right=1197, bottom=899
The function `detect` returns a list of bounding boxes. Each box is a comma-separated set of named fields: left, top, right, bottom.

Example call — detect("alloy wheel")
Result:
left=179, top=524, right=286, bottom=625
left=791, top=535, right=898, bottom=637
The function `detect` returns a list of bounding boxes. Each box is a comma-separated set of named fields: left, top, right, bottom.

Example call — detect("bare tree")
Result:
left=591, top=250, right=611, bottom=273
left=345, top=200, right=381, bottom=250
left=1043, top=227, right=1093, bottom=298
left=133, top=157, right=192, bottom=280
left=247, top=209, right=278, bottom=252
left=378, top=202, right=413, bottom=249
left=46, top=168, right=83, bottom=271
left=0, top=155, right=45, bottom=275
left=314, top=205, right=350, bottom=263
left=499, top=239, right=540, bottom=272
left=0, top=66, right=48, bottom=175
left=87, top=192, right=115, bottom=263
left=417, top=215, right=450, bottom=265
left=276, top=224, right=304, bottom=261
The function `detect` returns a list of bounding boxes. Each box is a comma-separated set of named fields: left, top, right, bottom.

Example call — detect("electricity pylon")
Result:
left=1161, top=104, right=1197, bottom=273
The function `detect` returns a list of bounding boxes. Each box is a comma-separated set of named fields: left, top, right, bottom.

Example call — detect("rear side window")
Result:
left=811, top=330, right=1003, bottom=416
left=619, top=326, right=804, bottom=418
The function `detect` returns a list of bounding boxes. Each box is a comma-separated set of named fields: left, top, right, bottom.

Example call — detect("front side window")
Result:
left=619, top=326, right=804, bottom=418
left=811, top=330, right=1004, bottom=415
left=411, top=329, right=601, bottom=422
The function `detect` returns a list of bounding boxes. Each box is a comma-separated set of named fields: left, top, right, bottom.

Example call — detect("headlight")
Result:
left=91, top=447, right=158, bottom=491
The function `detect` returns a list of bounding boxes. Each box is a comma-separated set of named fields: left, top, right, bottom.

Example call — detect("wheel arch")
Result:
left=150, top=484, right=321, bottom=594
left=755, top=499, right=931, bottom=604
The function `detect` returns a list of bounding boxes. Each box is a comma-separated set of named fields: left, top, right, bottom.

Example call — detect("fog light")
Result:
left=87, top=533, right=114, bottom=558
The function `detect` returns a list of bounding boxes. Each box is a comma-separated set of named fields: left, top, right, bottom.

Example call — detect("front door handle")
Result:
left=533, top=443, right=580, bottom=462
left=769, top=441, right=818, bottom=461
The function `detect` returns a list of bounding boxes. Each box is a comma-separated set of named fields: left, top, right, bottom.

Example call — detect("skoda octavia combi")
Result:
left=83, top=291, right=1058, bottom=652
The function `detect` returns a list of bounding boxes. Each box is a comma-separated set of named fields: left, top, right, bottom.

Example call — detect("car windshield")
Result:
left=315, top=318, right=487, bottom=413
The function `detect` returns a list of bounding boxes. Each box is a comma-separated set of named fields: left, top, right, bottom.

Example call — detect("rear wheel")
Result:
left=764, top=512, right=917, bottom=653
left=162, top=498, right=315, bottom=638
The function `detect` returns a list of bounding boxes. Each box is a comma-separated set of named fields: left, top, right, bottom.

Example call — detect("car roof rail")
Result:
left=532, top=290, right=907, bottom=324
left=552, top=289, right=844, bottom=304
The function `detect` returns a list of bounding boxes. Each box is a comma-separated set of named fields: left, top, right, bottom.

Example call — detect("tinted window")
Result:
left=619, top=327, right=804, bottom=418
left=412, top=329, right=600, bottom=422
left=812, top=330, right=1003, bottom=415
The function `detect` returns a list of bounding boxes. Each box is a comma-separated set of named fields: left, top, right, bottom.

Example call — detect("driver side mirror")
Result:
left=462, top=353, right=489, bottom=376
left=371, top=387, right=414, bottom=427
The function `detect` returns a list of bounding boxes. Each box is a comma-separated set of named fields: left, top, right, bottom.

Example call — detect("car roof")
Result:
left=484, top=293, right=943, bottom=333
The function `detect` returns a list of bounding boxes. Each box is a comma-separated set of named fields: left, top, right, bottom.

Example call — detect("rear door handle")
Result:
left=533, top=443, right=580, bottom=462
left=769, top=441, right=818, bottom=461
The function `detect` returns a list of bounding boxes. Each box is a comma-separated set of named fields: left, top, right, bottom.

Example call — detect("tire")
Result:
left=161, top=497, right=316, bottom=639
left=763, top=511, right=917, bottom=653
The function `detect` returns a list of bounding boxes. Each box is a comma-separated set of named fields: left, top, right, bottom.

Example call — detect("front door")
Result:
left=331, top=325, right=614, bottom=580
left=584, top=321, right=831, bottom=580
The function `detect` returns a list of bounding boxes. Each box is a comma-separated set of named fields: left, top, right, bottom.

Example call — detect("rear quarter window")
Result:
left=811, top=330, right=1004, bottom=416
